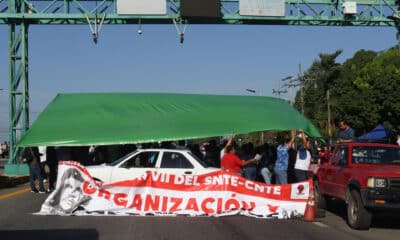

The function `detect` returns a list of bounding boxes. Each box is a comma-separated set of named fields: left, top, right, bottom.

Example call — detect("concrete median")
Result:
left=0, top=175, right=29, bottom=189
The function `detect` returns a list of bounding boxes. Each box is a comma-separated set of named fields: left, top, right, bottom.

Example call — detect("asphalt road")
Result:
left=1, top=184, right=400, bottom=240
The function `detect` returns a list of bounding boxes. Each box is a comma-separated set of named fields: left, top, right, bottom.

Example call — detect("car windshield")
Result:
left=188, top=152, right=209, bottom=168
left=108, top=150, right=138, bottom=166
left=352, top=146, right=400, bottom=164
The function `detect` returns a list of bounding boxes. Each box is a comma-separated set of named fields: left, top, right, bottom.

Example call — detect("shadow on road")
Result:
left=370, top=213, right=400, bottom=229
left=326, top=198, right=400, bottom=229
left=0, top=229, right=99, bottom=240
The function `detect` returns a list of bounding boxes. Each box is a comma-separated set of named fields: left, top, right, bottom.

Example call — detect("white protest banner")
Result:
left=38, top=161, right=311, bottom=218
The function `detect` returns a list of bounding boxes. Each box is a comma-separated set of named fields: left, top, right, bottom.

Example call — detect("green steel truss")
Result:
left=1, top=0, right=399, bottom=175
left=4, top=0, right=29, bottom=174
left=0, top=0, right=399, bottom=26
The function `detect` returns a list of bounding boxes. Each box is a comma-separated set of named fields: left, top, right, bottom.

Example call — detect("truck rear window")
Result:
left=352, top=146, right=400, bottom=164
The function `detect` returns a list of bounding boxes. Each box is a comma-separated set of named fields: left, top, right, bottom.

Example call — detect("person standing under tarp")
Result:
left=88, top=145, right=96, bottom=165
left=274, top=129, right=296, bottom=184
left=188, top=144, right=204, bottom=160
left=46, top=146, right=58, bottom=192
left=294, top=130, right=312, bottom=182
left=221, top=145, right=257, bottom=176
left=23, top=147, right=46, bottom=193
left=241, top=143, right=257, bottom=181
left=220, top=134, right=234, bottom=160
left=258, top=144, right=273, bottom=184
left=204, top=140, right=220, bottom=167
left=38, top=146, right=48, bottom=182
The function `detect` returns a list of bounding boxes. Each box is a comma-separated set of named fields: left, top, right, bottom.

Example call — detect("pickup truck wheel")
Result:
left=314, top=180, right=327, bottom=209
left=347, top=190, right=372, bottom=230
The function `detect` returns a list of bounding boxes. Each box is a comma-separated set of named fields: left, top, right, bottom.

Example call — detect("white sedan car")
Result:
left=86, top=149, right=220, bottom=184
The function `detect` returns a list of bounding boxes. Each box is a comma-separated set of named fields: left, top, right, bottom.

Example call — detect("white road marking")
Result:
left=312, top=222, right=329, bottom=228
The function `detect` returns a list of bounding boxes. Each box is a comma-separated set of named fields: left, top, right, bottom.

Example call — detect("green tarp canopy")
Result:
left=18, top=93, right=321, bottom=147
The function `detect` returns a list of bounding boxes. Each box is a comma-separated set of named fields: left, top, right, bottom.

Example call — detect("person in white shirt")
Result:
left=294, top=130, right=312, bottom=182
left=38, top=146, right=48, bottom=182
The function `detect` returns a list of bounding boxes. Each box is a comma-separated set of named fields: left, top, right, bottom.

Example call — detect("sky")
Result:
left=0, top=23, right=398, bottom=141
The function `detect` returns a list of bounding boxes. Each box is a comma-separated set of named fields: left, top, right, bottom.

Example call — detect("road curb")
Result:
left=0, top=175, right=29, bottom=189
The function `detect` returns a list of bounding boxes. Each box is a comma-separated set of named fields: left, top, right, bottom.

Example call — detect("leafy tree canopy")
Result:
left=294, top=47, right=400, bottom=139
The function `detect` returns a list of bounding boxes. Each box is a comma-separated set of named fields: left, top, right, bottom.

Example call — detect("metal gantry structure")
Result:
left=1, top=0, right=399, bottom=174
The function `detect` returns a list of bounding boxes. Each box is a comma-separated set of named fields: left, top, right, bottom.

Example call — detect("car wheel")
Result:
left=347, top=190, right=372, bottom=230
left=314, top=180, right=327, bottom=210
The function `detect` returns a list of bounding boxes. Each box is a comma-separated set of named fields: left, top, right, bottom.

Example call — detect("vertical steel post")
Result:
left=64, top=0, right=70, bottom=14
left=8, top=24, right=16, bottom=163
left=22, top=22, right=29, bottom=136
left=7, top=0, right=18, bottom=166
left=5, top=0, right=29, bottom=175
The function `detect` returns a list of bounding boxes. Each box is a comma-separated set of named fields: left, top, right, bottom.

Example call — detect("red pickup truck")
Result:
left=314, top=142, right=400, bottom=230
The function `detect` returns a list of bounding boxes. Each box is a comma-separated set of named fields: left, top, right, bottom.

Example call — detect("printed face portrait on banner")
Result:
left=42, top=168, right=92, bottom=214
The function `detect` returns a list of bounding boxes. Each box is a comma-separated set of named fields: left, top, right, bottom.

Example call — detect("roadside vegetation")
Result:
left=293, top=47, right=400, bottom=138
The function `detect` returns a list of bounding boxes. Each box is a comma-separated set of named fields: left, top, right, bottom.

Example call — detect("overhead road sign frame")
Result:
left=0, top=0, right=398, bottom=26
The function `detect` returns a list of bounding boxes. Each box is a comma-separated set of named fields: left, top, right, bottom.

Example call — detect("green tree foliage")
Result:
left=340, top=48, right=400, bottom=133
left=295, top=47, right=400, bottom=137
left=294, top=50, right=343, bottom=135
left=331, top=50, right=378, bottom=133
